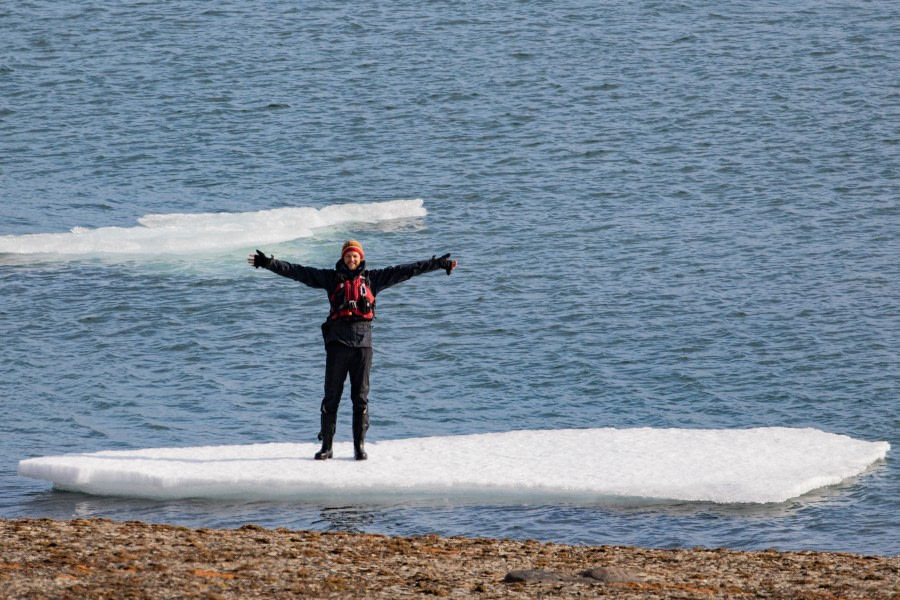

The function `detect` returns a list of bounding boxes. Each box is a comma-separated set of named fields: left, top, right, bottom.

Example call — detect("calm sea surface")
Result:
left=1, top=1, right=898, bottom=555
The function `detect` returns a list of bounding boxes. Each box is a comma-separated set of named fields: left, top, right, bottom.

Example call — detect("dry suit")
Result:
left=259, top=253, right=453, bottom=459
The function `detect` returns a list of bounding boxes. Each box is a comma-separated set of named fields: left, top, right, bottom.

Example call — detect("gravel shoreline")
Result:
left=1, top=518, right=896, bottom=598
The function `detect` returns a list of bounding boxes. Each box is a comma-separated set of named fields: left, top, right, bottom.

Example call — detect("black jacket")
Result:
left=265, top=256, right=447, bottom=347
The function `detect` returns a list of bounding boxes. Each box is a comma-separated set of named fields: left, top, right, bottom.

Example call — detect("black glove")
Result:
left=252, top=249, right=272, bottom=269
left=435, top=253, right=453, bottom=275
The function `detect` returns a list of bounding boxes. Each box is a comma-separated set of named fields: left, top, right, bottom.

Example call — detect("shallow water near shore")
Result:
left=1, top=1, right=897, bottom=554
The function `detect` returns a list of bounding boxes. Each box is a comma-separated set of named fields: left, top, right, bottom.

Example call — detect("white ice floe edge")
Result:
left=18, top=427, right=890, bottom=505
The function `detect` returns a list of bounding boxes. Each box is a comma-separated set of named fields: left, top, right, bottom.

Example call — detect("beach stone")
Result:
left=504, top=569, right=570, bottom=583
left=503, top=569, right=604, bottom=584
left=582, top=566, right=642, bottom=583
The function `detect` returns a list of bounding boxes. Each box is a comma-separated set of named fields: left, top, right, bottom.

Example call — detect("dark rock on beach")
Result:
left=504, top=566, right=643, bottom=585
left=0, top=518, right=897, bottom=598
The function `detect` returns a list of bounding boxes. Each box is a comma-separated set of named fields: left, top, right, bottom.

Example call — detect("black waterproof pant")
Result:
left=322, top=342, right=371, bottom=418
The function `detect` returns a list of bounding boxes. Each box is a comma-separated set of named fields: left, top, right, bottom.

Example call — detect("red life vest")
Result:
left=329, top=274, right=375, bottom=320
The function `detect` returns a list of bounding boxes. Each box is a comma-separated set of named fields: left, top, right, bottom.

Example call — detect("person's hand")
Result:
left=436, top=253, right=457, bottom=275
left=248, top=249, right=271, bottom=269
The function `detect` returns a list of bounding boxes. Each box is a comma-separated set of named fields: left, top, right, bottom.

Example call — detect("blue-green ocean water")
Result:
left=1, top=1, right=897, bottom=554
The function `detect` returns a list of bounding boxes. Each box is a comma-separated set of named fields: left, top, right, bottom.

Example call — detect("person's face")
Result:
left=343, top=251, right=362, bottom=270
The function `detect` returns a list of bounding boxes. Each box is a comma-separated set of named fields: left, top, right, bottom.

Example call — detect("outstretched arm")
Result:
left=368, top=253, right=458, bottom=294
left=246, top=249, right=333, bottom=290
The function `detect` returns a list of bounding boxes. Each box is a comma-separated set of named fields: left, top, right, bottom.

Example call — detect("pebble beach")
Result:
left=1, top=518, right=897, bottom=599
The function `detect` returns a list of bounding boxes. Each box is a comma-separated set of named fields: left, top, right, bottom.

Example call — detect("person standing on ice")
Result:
left=248, top=240, right=457, bottom=461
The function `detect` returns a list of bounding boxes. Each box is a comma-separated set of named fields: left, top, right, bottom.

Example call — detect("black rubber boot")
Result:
left=352, top=409, right=369, bottom=461
left=315, top=413, right=336, bottom=460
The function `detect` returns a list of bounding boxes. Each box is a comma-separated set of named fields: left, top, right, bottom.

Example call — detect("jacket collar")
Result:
left=335, top=259, right=366, bottom=278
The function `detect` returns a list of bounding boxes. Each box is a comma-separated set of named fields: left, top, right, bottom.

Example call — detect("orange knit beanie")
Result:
left=341, top=239, right=364, bottom=260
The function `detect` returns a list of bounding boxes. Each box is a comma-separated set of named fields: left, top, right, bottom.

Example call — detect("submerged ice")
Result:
left=0, top=199, right=426, bottom=255
left=18, top=427, right=889, bottom=504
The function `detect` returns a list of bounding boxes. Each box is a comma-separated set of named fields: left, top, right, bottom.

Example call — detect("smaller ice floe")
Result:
left=0, top=199, right=426, bottom=255
left=17, top=427, right=889, bottom=504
